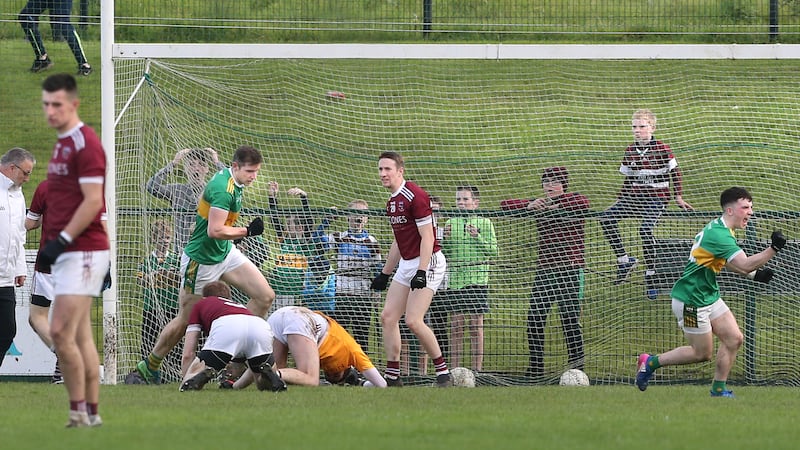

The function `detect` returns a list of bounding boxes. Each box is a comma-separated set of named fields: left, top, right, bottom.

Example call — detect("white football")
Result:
left=450, top=367, right=476, bottom=387
left=559, top=369, right=590, bottom=386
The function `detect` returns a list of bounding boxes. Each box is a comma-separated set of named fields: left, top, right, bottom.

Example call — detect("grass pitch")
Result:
left=1, top=382, right=799, bottom=450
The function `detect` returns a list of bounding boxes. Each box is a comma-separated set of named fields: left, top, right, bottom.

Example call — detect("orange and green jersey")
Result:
left=670, top=217, right=743, bottom=307
left=184, top=168, right=243, bottom=265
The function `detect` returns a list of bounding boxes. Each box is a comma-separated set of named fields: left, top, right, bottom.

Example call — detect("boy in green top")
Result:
left=266, top=182, right=328, bottom=312
left=441, top=186, right=497, bottom=371
left=137, top=220, right=181, bottom=382
left=636, top=187, right=785, bottom=397
left=137, top=145, right=275, bottom=384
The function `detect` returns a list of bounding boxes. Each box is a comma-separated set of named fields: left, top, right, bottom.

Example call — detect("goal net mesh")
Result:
left=113, top=52, right=800, bottom=386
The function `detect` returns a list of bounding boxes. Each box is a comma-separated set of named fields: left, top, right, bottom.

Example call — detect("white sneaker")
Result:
left=66, top=411, right=90, bottom=428
left=89, top=414, right=103, bottom=427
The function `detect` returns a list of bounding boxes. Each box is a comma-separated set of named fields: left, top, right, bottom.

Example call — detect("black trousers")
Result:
left=0, top=286, right=17, bottom=368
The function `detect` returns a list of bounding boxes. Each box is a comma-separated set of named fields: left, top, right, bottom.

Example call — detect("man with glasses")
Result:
left=0, top=147, right=36, bottom=368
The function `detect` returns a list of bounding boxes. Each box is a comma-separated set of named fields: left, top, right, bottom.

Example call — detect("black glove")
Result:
left=39, top=233, right=70, bottom=269
left=370, top=272, right=390, bottom=291
left=753, top=268, right=774, bottom=284
left=771, top=230, right=786, bottom=252
left=246, top=217, right=264, bottom=237
left=410, top=270, right=427, bottom=290
left=102, top=267, right=112, bottom=291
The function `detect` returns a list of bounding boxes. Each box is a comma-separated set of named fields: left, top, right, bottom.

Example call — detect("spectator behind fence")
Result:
left=19, top=0, right=92, bottom=75
left=441, top=185, right=497, bottom=372
left=320, top=199, right=382, bottom=352
left=146, top=147, right=227, bottom=252
left=502, top=167, right=589, bottom=382
left=136, top=219, right=181, bottom=382
left=600, top=109, right=693, bottom=300
left=267, top=183, right=330, bottom=313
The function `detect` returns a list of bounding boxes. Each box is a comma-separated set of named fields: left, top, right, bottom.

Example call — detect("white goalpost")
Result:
left=106, top=29, right=800, bottom=385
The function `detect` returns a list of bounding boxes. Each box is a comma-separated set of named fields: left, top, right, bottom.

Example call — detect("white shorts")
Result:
left=51, top=250, right=110, bottom=297
left=672, top=298, right=731, bottom=334
left=203, top=314, right=274, bottom=359
left=267, top=306, right=328, bottom=346
left=394, top=250, right=447, bottom=293
left=30, top=271, right=54, bottom=305
left=180, top=246, right=249, bottom=295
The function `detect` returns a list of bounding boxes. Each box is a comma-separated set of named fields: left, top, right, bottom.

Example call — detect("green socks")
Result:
left=647, top=355, right=661, bottom=371
left=146, top=353, right=164, bottom=372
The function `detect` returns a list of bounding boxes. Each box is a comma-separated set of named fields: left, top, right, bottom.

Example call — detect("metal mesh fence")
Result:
left=3, top=0, right=800, bottom=43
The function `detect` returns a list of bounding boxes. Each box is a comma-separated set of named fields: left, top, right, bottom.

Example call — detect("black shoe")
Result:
left=256, top=363, right=287, bottom=392
left=436, top=373, right=453, bottom=387
left=30, top=57, right=53, bottom=73
left=385, top=376, right=403, bottom=387
left=180, top=368, right=214, bottom=392
left=77, top=64, right=92, bottom=76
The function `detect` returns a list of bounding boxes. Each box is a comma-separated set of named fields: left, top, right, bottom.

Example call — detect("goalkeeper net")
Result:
left=113, top=44, right=800, bottom=386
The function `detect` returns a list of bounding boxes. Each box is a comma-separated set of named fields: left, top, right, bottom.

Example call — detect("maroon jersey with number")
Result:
left=385, top=181, right=441, bottom=260
left=617, top=138, right=682, bottom=201
left=187, top=296, right=253, bottom=336
left=44, top=123, right=109, bottom=251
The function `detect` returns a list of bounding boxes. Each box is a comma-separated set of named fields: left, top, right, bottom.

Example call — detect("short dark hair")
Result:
left=378, top=151, right=404, bottom=169
left=542, top=166, right=569, bottom=191
left=720, top=187, right=752, bottom=209
left=233, top=145, right=263, bottom=166
left=456, top=185, right=480, bottom=199
left=42, top=73, right=78, bottom=95
left=186, top=148, right=212, bottom=165
left=202, top=281, right=232, bottom=299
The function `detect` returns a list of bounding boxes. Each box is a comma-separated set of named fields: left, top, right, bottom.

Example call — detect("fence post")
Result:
left=79, top=0, right=88, bottom=32
left=422, top=0, right=432, bottom=38
left=769, top=0, right=779, bottom=42
left=743, top=220, right=758, bottom=383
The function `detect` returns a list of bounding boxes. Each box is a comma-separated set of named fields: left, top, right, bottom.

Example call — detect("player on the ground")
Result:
left=137, top=145, right=276, bottom=384
left=233, top=306, right=387, bottom=388
left=39, top=73, right=108, bottom=427
left=371, top=151, right=452, bottom=387
left=179, top=281, right=285, bottom=392
left=636, top=187, right=784, bottom=398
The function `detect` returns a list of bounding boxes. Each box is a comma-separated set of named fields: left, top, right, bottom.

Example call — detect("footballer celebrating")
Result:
left=137, top=145, right=276, bottom=384
left=636, top=187, right=785, bottom=397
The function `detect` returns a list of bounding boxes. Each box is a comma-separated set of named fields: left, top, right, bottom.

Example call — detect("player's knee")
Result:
left=404, top=317, right=427, bottom=334
left=726, top=331, right=744, bottom=351
left=694, top=347, right=713, bottom=362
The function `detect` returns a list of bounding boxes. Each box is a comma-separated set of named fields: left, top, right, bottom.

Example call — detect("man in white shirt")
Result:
left=0, top=147, right=36, bottom=367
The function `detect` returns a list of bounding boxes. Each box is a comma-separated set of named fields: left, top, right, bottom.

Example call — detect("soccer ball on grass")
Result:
left=450, top=367, right=476, bottom=387
left=559, top=369, right=590, bottom=386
